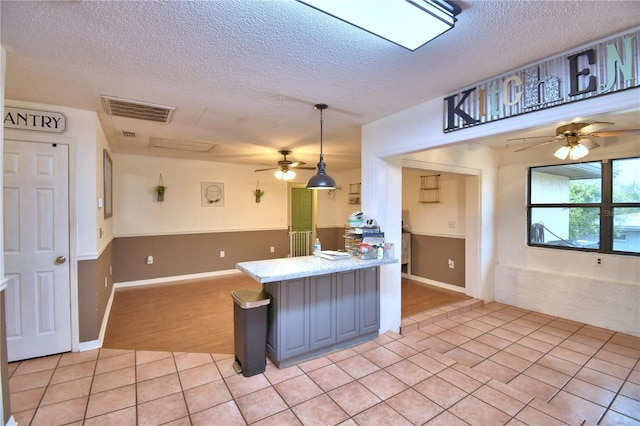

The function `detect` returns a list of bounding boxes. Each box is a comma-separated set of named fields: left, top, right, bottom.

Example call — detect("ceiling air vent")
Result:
left=122, top=131, right=136, bottom=137
left=101, top=95, right=175, bottom=123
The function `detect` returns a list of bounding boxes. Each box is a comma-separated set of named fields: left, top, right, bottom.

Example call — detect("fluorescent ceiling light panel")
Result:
left=298, top=0, right=457, bottom=50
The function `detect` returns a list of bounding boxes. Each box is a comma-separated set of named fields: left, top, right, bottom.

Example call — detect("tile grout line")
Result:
left=594, top=355, right=640, bottom=425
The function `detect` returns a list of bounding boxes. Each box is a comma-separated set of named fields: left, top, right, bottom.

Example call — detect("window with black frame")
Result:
left=527, top=156, right=640, bottom=255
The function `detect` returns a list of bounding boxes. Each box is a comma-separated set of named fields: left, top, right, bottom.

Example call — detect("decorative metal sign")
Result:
left=3, top=106, right=67, bottom=133
left=443, top=27, right=640, bottom=133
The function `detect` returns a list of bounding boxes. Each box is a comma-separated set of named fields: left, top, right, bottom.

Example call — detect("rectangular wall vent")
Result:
left=101, top=95, right=175, bottom=123
left=122, top=131, right=137, bottom=137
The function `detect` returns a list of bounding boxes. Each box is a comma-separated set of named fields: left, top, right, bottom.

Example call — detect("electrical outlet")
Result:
left=596, top=257, right=603, bottom=266
left=146, top=255, right=153, bottom=264
left=220, top=251, right=225, bottom=258
left=448, top=259, right=455, bottom=269
left=270, top=246, right=275, bottom=253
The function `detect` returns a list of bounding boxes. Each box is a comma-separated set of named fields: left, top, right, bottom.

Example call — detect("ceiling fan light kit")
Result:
left=307, top=104, right=337, bottom=190
left=512, top=121, right=640, bottom=161
left=554, top=143, right=589, bottom=161
left=255, top=149, right=314, bottom=181
left=274, top=169, right=296, bottom=180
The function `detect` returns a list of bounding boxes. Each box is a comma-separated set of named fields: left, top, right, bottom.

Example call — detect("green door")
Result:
left=290, top=187, right=313, bottom=256
left=291, top=187, right=312, bottom=232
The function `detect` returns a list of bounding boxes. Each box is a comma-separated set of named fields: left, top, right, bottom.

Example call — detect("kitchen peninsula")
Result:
left=236, top=255, right=396, bottom=368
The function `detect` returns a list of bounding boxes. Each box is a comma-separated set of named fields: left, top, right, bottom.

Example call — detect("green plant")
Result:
left=155, top=185, right=166, bottom=195
left=254, top=189, right=264, bottom=203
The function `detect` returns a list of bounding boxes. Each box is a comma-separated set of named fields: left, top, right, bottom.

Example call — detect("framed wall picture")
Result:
left=201, top=182, right=224, bottom=207
left=103, top=150, right=113, bottom=218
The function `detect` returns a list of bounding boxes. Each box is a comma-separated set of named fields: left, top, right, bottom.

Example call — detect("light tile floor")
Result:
left=8, top=302, right=640, bottom=425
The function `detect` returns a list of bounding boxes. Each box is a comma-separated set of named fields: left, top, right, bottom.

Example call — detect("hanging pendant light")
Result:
left=306, top=104, right=337, bottom=190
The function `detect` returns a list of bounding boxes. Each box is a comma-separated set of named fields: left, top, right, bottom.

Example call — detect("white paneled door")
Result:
left=3, top=140, right=71, bottom=362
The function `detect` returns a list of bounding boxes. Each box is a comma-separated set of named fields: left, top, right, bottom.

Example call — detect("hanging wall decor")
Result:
left=155, top=174, right=166, bottom=202
left=201, top=182, right=225, bottom=206
left=254, top=180, right=264, bottom=203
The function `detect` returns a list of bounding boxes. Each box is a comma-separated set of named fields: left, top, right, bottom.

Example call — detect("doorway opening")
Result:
left=288, top=184, right=316, bottom=256
left=400, top=163, right=480, bottom=317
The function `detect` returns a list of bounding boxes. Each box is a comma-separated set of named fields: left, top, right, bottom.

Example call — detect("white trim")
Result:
left=78, top=340, right=101, bottom=352
left=114, top=227, right=289, bottom=238
left=76, top=253, right=100, bottom=261
left=408, top=231, right=465, bottom=239
left=96, top=284, right=116, bottom=349
left=0, top=278, right=8, bottom=292
left=404, top=274, right=467, bottom=294
left=114, top=269, right=242, bottom=289
left=5, top=415, right=18, bottom=426
left=402, top=159, right=481, bottom=176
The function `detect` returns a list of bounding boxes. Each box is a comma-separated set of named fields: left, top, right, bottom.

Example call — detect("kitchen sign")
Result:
left=443, top=27, right=640, bottom=133
left=4, top=106, right=67, bottom=134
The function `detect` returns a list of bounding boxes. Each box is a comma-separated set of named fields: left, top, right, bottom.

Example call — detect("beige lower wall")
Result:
left=317, top=227, right=346, bottom=251
left=77, top=240, right=114, bottom=342
left=410, top=234, right=465, bottom=288
left=77, top=228, right=340, bottom=343
left=113, top=229, right=289, bottom=283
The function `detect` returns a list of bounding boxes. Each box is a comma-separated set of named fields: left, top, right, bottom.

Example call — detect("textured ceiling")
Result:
left=2, top=1, right=639, bottom=171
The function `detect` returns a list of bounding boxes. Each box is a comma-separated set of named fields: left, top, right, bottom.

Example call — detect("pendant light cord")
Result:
left=319, top=107, right=324, bottom=159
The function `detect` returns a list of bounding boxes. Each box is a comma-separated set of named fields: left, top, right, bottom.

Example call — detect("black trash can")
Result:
left=231, top=288, right=270, bottom=377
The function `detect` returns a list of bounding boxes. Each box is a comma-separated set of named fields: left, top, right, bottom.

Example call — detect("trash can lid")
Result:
left=232, top=288, right=271, bottom=309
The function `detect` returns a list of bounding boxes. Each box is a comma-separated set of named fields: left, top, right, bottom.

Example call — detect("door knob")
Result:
left=55, top=256, right=67, bottom=265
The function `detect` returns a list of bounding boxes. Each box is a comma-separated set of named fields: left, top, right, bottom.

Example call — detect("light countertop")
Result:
left=236, top=255, right=397, bottom=284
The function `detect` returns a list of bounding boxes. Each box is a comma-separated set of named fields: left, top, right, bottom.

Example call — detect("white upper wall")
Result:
left=402, top=168, right=466, bottom=237
left=362, top=89, right=639, bottom=335
left=113, top=153, right=360, bottom=236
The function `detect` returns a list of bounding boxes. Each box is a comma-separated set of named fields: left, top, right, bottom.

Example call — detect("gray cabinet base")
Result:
left=267, top=331, right=378, bottom=369
left=264, top=267, right=380, bottom=369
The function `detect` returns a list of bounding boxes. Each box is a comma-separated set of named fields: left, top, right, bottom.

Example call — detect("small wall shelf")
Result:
left=348, top=183, right=361, bottom=204
left=419, top=174, right=440, bottom=203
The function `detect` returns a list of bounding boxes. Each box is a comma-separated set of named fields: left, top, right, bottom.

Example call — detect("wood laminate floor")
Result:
left=401, top=277, right=471, bottom=317
left=103, top=273, right=260, bottom=354
left=103, top=274, right=469, bottom=354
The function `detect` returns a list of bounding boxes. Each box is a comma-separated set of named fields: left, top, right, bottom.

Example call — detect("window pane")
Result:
left=612, top=157, right=640, bottom=203
left=530, top=162, right=601, bottom=204
left=612, top=207, right=640, bottom=253
left=530, top=207, right=600, bottom=249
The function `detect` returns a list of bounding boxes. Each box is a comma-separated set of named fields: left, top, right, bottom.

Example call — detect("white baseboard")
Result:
left=78, top=340, right=101, bottom=352
left=114, top=269, right=242, bottom=289
left=77, top=269, right=246, bottom=352
left=403, top=274, right=467, bottom=294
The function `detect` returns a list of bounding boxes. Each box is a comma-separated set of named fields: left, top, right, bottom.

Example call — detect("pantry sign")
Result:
left=443, top=28, right=640, bottom=133
left=4, top=106, right=67, bottom=134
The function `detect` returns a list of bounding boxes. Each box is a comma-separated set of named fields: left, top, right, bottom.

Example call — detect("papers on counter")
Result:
left=320, top=250, right=351, bottom=261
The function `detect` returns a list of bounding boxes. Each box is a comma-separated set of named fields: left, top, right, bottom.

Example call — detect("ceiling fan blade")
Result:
left=579, top=138, right=599, bottom=149
left=507, top=135, right=556, bottom=142
left=255, top=167, right=278, bottom=172
left=289, top=161, right=306, bottom=168
left=578, top=121, right=615, bottom=134
left=514, top=138, right=561, bottom=152
left=295, top=166, right=317, bottom=170
left=589, top=129, right=640, bottom=137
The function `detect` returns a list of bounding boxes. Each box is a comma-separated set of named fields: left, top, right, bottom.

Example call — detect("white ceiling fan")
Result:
left=511, top=122, right=640, bottom=160
left=255, top=150, right=316, bottom=180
